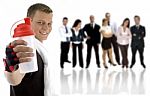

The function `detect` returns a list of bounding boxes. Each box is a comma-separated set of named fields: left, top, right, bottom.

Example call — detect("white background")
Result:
left=0, top=0, right=150, bottom=96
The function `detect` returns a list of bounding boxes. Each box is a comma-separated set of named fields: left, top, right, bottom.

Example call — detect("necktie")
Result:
left=65, top=26, right=69, bottom=41
left=65, top=26, right=68, bottom=33
left=91, top=23, right=93, bottom=28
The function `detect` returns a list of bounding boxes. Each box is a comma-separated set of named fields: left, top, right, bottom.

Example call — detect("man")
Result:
left=59, top=17, right=72, bottom=69
left=3, top=3, right=56, bottom=96
left=105, top=12, right=121, bottom=65
left=130, top=15, right=146, bottom=68
left=83, top=15, right=101, bottom=68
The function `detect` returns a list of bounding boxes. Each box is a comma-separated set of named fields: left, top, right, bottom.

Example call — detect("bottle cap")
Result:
left=13, top=18, right=34, bottom=38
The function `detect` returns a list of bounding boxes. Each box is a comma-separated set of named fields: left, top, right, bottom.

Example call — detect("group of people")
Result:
left=59, top=13, right=146, bottom=69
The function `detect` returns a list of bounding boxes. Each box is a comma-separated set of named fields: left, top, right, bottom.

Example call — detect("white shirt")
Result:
left=59, top=25, right=72, bottom=42
left=72, top=28, right=81, bottom=44
left=91, top=22, right=95, bottom=28
left=109, top=20, right=117, bottom=34
left=116, top=26, right=131, bottom=45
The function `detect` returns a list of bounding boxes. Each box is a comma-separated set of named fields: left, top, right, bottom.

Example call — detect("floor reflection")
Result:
left=60, top=69, right=145, bottom=95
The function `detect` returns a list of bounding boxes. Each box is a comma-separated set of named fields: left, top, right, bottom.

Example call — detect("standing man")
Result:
left=59, top=17, right=72, bottom=69
left=3, top=3, right=57, bottom=96
left=130, top=15, right=146, bottom=68
left=105, top=12, right=121, bottom=65
left=83, top=15, right=101, bottom=68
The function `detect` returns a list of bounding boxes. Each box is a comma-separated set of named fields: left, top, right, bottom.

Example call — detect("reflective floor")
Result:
left=59, top=68, right=147, bottom=96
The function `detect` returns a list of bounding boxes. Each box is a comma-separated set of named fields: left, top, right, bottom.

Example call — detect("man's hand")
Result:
left=11, top=40, right=34, bottom=63
left=87, top=36, right=91, bottom=39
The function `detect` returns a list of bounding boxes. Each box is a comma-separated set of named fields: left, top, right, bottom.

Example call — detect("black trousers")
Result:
left=72, top=43, right=83, bottom=68
left=119, top=44, right=129, bottom=67
left=111, top=35, right=120, bottom=64
left=131, top=46, right=144, bottom=66
left=86, top=44, right=100, bottom=68
left=60, top=42, right=70, bottom=68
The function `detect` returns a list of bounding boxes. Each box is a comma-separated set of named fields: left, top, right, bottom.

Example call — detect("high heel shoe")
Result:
left=103, top=63, right=108, bottom=69
left=110, top=63, right=116, bottom=66
left=104, top=66, right=108, bottom=69
left=109, top=61, right=116, bottom=66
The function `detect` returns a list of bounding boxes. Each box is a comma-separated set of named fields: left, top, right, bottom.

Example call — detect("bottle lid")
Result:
left=13, top=18, right=34, bottom=38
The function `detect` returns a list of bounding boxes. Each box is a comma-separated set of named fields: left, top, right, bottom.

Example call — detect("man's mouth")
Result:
left=39, top=31, right=49, bottom=35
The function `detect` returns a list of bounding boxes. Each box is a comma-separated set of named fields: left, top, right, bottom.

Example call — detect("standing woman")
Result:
left=116, top=18, right=131, bottom=68
left=100, top=18, right=116, bottom=68
left=71, top=19, right=86, bottom=68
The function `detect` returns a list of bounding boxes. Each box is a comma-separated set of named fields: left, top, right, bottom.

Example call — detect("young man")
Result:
left=130, top=15, right=146, bottom=68
left=3, top=3, right=56, bottom=96
left=59, top=17, right=72, bottom=69
left=83, top=15, right=101, bottom=68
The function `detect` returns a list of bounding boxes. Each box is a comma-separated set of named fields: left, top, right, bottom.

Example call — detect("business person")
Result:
left=105, top=13, right=121, bottom=65
left=3, top=3, right=57, bottom=96
left=83, top=15, right=101, bottom=68
left=59, top=17, right=72, bottom=69
left=130, top=15, right=146, bottom=68
left=100, top=18, right=116, bottom=68
left=116, top=18, right=131, bottom=68
left=71, top=19, right=86, bottom=68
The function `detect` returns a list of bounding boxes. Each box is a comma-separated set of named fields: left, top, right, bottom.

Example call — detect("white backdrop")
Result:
left=0, top=0, right=150, bottom=96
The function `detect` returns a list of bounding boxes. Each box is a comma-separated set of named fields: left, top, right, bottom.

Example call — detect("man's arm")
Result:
left=4, top=68, right=25, bottom=86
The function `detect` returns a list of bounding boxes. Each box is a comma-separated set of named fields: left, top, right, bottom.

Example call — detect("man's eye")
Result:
left=48, top=23, right=52, bottom=27
left=37, top=22, right=44, bottom=25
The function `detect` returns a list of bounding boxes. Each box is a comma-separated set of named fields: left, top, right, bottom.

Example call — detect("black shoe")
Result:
left=97, top=66, right=101, bottom=68
left=60, top=63, right=64, bottom=69
left=85, top=66, right=89, bottom=69
left=61, top=66, right=64, bottom=69
left=65, top=60, right=71, bottom=63
left=130, top=65, right=133, bottom=68
left=141, top=64, right=146, bottom=68
left=118, top=62, right=121, bottom=65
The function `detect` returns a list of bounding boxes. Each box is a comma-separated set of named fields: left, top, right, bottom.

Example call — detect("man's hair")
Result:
left=134, top=15, right=140, bottom=20
left=63, top=17, right=68, bottom=21
left=105, top=12, right=110, bottom=17
left=27, top=3, right=53, bottom=18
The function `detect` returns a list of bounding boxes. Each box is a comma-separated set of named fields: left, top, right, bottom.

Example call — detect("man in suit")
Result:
left=83, top=15, right=101, bottom=68
left=130, top=15, right=146, bottom=68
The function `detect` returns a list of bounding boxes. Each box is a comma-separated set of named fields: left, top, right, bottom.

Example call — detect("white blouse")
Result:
left=116, top=26, right=132, bottom=45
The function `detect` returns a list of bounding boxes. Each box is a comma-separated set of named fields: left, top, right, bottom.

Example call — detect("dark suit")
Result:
left=130, top=25, right=146, bottom=68
left=71, top=29, right=86, bottom=68
left=83, top=23, right=101, bottom=68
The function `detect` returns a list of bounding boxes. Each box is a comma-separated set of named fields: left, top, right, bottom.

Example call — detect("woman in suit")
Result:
left=116, top=18, right=131, bottom=68
left=100, top=18, right=116, bottom=68
left=71, top=19, right=86, bottom=68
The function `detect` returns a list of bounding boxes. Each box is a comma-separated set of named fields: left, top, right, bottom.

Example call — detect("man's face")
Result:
left=63, top=19, right=68, bottom=26
left=134, top=17, right=140, bottom=25
left=31, top=10, right=53, bottom=42
left=106, top=13, right=110, bottom=21
left=90, top=15, right=95, bottom=23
